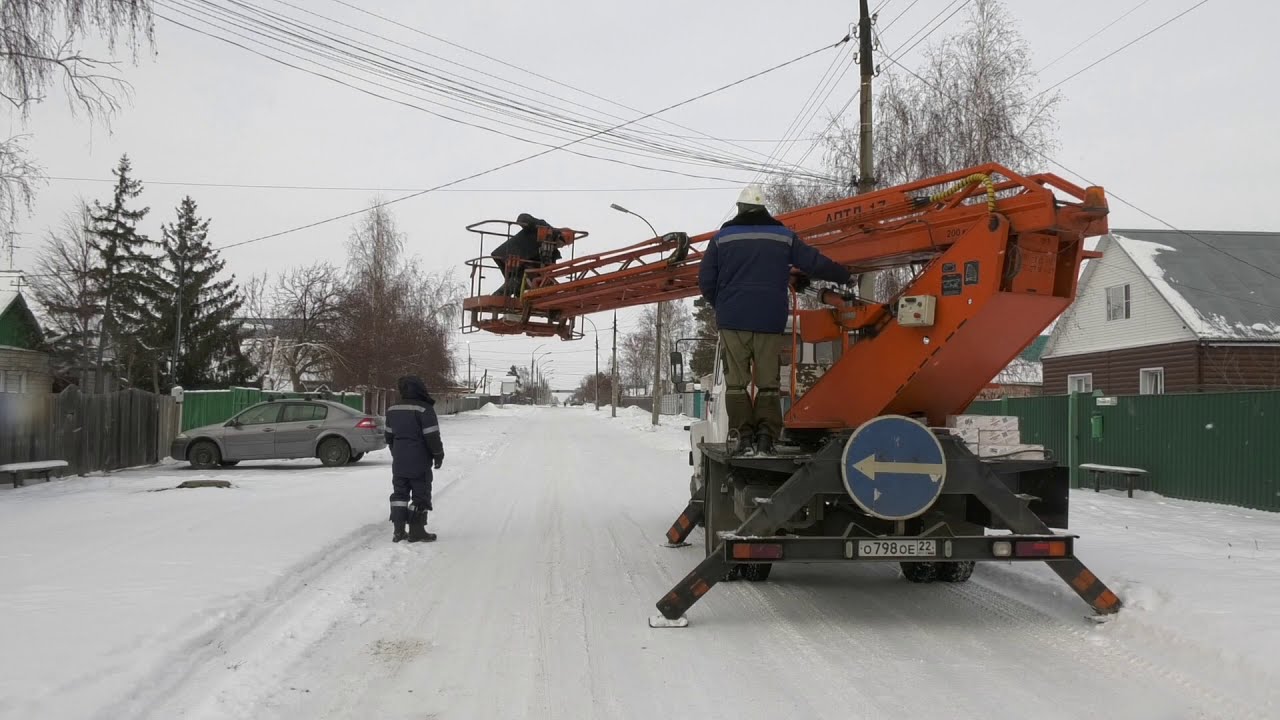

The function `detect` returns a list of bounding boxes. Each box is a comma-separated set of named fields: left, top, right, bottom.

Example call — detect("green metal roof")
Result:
left=1019, top=335, right=1050, bottom=362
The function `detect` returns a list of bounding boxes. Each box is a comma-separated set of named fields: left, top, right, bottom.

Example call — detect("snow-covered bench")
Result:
left=0, top=460, right=70, bottom=488
left=1079, top=463, right=1148, bottom=498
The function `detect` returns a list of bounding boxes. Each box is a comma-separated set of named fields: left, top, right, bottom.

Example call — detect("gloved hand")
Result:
left=433, top=455, right=443, bottom=469
left=789, top=272, right=811, bottom=293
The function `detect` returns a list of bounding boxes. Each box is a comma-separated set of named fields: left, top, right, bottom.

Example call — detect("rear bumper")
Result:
left=350, top=432, right=387, bottom=454
left=720, top=534, right=1076, bottom=563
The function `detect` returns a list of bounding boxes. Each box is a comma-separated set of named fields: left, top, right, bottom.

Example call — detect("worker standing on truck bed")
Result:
left=385, top=375, right=446, bottom=542
left=698, top=185, right=853, bottom=456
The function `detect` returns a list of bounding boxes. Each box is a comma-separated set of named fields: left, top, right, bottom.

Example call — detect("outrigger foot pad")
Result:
left=648, top=614, right=689, bottom=628
left=662, top=542, right=692, bottom=548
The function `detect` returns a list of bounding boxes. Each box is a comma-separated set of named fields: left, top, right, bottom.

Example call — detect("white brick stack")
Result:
left=944, top=415, right=1046, bottom=460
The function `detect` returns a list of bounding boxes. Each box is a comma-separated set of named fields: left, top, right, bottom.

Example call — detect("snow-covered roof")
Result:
left=992, top=357, right=1042, bottom=386
left=1110, top=229, right=1280, bottom=341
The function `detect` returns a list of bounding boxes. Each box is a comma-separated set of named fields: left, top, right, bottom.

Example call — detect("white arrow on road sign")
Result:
left=853, top=455, right=945, bottom=482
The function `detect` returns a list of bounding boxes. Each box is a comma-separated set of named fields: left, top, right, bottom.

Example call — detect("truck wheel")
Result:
left=189, top=441, right=221, bottom=470
left=318, top=438, right=351, bottom=467
left=900, top=561, right=939, bottom=583
left=740, top=563, right=772, bottom=582
left=936, top=561, right=975, bottom=583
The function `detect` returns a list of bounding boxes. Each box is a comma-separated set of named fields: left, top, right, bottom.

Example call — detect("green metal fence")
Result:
left=965, top=390, right=1280, bottom=512
left=180, top=388, right=364, bottom=431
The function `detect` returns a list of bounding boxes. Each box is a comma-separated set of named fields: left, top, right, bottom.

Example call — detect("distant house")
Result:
left=978, top=335, right=1048, bottom=400
left=1041, top=229, right=1280, bottom=395
left=0, top=271, right=53, bottom=395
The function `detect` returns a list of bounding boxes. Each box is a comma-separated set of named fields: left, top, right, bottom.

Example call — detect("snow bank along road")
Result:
left=3, top=406, right=1279, bottom=719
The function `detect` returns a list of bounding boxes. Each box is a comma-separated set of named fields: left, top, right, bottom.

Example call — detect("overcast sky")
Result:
left=6, top=0, right=1276, bottom=392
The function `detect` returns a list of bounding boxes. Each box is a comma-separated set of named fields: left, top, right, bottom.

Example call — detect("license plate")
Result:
left=858, top=540, right=936, bottom=558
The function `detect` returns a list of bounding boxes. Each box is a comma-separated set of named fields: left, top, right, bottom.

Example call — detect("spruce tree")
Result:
left=88, top=154, right=163, bottom=392
left=156, top=196, right=255, bottom=388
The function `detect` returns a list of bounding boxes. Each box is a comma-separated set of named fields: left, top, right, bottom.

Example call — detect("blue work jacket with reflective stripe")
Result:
left=698, top=209, right=852, bottom=334
left=384, top=400, right=443, bottom=477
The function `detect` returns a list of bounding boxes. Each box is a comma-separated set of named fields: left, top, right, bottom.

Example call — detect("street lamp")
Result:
left=610, top=203, right=659, bottom=239
left=611, top=202, right=663, bottom=427
left=581, top=316, right=601, bottom=410
left=533, top=350, right=552, bottom=404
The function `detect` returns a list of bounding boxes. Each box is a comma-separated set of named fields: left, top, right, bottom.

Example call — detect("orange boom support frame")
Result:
left=461, top=162, right=1109, bottom=432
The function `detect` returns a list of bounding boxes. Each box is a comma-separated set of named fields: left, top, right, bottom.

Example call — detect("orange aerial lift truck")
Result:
left=460, top=163, right=1123, bottom=628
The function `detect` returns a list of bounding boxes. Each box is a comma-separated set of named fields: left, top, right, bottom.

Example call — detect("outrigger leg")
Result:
left=961, top=454, right=1123, bottom=617
left=649, top=444, right=841, bottom=628
left=661, top=501, right=703, bottom=548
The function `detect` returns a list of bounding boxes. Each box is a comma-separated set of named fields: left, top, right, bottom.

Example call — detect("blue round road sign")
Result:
left=840, top=415, right=947, bottom=521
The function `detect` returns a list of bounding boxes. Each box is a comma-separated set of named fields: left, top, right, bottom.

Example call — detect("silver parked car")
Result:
left=170, top=399, right=387, bottom=469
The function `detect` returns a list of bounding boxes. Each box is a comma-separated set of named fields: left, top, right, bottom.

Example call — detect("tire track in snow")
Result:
left=112, top=411, right=525, bottom=720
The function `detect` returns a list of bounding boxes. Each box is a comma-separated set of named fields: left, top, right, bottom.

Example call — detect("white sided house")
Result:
left=1041, top=229, right=1280, bottom=395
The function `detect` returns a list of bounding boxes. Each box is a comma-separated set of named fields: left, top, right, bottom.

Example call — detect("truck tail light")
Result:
left=1014, top=540, right=1067, bottom=557
left=731, top=543, right=784, bottom=560
left=355, top=417, right=377, bottom=429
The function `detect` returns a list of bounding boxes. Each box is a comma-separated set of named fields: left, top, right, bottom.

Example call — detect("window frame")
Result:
left=1105, top=283, right=1131, bottom=321
left=281, top=403, right=328, bottom=423
left=1139, top=367, right=1165, bottom=395
left=232, top=403, right=282, bottom=426
left=1067, top=373, right=1093, bottom=394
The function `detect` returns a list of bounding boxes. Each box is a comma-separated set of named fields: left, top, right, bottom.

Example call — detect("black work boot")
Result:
left=392, top=521, right=408, bottom=543
left=755, top=431, right=775, bottom=456
left=408, top=510, right=437, bottom=543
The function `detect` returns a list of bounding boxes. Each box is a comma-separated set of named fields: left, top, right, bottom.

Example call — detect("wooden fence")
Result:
left=0, top=387, right=181, bottom=477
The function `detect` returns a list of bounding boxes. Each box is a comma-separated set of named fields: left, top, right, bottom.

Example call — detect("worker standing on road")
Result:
left=698, top=185, right=853, bottom=456
left=385, top=375, right=445, bottom=542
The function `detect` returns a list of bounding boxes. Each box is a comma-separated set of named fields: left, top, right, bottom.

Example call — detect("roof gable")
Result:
left=1042, top=234, right=1196, bottom=358
left=1110, top=229, right=1280, bottom=341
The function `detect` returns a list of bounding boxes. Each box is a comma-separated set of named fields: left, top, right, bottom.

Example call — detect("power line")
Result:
left=322, top=0, right=815, bottom=173
left=42, top=175, right=747, bottom=193
left=208, top=32, right=850, bottom=251
left=1036, top=0, right=1154, bottom=75
left=157, top=2, right=803, bottom=182
left=157, top=0, right=838, bottom=184
left=877, top=52, right=1280, bottom=287
left=218, top=0, right=821, bottom=179
left=880, top=0, right=925, bottom=33
left=789, top=0, right=971, bottom=174
left=1033, top=0, right=1210, bottom=100
left=153, top=7, right=815, bottom=186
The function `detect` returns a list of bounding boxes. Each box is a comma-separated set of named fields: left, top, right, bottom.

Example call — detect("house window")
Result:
left=1140, top=367, right=1165, bottom=395
left=1067, top=373, right=1093, bottom=393
left=1105, top=284, right=1131, bottom=321
left=1, top=371, right=28, bottom=394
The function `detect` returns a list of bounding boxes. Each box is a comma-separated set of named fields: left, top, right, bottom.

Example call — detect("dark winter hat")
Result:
left=397, top=375, right=433, bottom=403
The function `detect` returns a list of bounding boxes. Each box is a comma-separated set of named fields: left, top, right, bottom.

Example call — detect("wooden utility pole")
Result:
left=857, top=0, right=879, bottom=304
left=611, top=311, right=619, bottom=418
left=857, top=0, right=875, bottom=194
left=651, top=302, right=663, bottom=426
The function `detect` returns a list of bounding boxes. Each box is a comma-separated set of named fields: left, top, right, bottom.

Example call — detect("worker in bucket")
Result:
left=491, top=212, right=557, bottom=297
left=698, top=184, right=853, bottom=456
left=385, top=375, right=445, bottom=542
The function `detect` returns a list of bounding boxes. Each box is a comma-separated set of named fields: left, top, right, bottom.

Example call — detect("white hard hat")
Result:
left=736, top=184, right=766, bottom=207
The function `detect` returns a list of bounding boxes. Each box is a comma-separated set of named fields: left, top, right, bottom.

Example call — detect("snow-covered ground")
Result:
left=2, top=405, right=1278, bottom=719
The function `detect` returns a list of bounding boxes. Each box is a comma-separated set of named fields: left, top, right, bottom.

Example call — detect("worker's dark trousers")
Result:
left=389, top=473, right=433, bottom=523
left=720, top=329, right=785, bottom=441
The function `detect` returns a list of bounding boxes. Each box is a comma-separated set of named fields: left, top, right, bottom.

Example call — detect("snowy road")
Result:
left=4, top=406, right=1280, bottom=719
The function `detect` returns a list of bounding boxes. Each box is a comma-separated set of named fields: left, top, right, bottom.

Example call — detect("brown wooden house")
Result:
left=1041, top=230, right=1280, bottom=395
